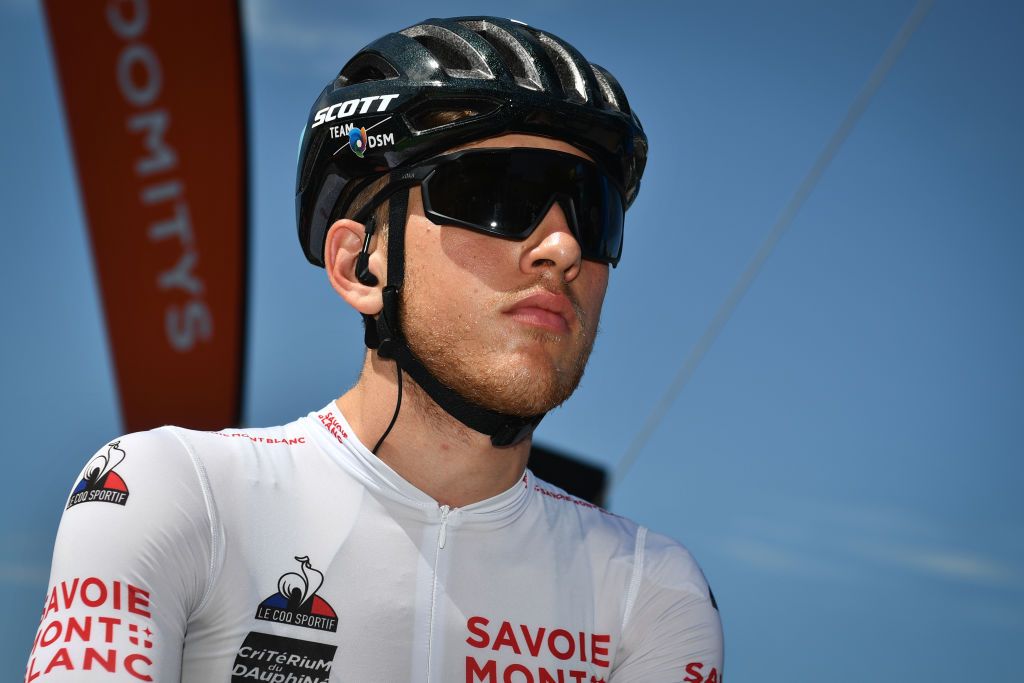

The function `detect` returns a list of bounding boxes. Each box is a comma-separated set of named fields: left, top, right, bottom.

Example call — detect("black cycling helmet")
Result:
left=296, top=15, right=648, bottom=267
left=296, top=17, right=647, bottom=448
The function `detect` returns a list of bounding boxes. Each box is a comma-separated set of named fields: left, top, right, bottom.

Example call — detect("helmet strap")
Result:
left=361, top=175, right=544, bottom=448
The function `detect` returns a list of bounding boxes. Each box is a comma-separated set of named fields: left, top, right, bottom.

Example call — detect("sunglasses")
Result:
left=352, top=147, right=626, bottom=265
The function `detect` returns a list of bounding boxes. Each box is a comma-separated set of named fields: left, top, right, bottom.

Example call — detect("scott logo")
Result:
left=311, top=94, right=399, bottom=128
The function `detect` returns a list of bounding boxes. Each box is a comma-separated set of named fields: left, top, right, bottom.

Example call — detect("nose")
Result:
left=519, top=199, right=582, bottom=282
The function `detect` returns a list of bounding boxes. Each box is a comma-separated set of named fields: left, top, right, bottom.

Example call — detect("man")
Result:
left=28, top=16, right=723, bottom=683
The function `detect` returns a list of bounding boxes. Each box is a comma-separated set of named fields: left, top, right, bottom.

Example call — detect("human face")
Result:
left=399, top=134, right=610, bottom=417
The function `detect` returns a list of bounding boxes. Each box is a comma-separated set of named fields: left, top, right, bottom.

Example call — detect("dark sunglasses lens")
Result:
left=426, top=154, right=540, bottom=234
left=424, top=151, right=624, bottom=262
left=573, top=170, right=624, bottom=263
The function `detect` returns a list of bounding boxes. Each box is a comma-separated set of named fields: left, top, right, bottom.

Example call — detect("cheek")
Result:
left=580, top=263, right=609, bottom=319
left=406, top=204, right=510, bottom=282
left=438, top=227, right=514, bottom=284
left=404, top=221, right=491, bottom=320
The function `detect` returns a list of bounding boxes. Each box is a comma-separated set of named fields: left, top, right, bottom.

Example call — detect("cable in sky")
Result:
left=612, top=0, right=936, bottom=491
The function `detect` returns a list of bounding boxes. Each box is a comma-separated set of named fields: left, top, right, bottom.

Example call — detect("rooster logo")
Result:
left=255, top=555, right=338, bottom=632
left=278, top=555, right=325, bottom=610
left=66, top=441, right=130, bottom=508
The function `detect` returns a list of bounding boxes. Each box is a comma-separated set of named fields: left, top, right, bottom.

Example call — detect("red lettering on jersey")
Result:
left=538, top=668, right=560, bottom=683
left=466, top=655, right=497, bottom=682
left=504, top=663, right=532, bottom=680
left=125, top=653, right=154, bottom=681
left=81, top=577, right=108, bottom=607
left=60, top=579, right=79, bottom=613
left=43, top=588, right=58, bottom=620
left=464, top=656, right=600, bottom=683
left=318, top=413, right=349, bottom=443
left=83, top=647, right=117, bottom=672
left=40, top=577, right=151, bottom=617
left=128, top=584, right=152, bottom=617
left=40, top=620, right=62, bottom=648
left=98, top=615, right=121, bottom=642
left=591, top=633, right=610, bottom=667
left=29, top=647, right=155, bottom=681
left=66, top=615, right=91, bottom=641
left=539, top=667, right=579, bottom=683
left=466, top=616, right=490, bottom=648
left=548, top=629, right=575, bottom=660
left=26, top=657, right=40, bottom=682
left=684, top=662, right=720, bottom=683
left=522, top=625, right=547, bottom=657
left=464, top=615, right=611, bottom=667
left=44, top=647, right=74, bottom=674
left=492, top=620, right=522, bottom=655
left=44, top=578, right=77, bottom=619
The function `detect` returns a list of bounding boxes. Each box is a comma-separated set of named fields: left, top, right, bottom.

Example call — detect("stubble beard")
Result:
left=399, top=276, right=599, bottom=418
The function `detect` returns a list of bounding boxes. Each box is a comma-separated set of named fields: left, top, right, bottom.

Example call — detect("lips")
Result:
left=503, top=290, right=577, bottom=334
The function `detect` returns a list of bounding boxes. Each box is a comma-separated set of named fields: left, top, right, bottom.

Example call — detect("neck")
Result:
left=337, top=351, right=531, bottom=508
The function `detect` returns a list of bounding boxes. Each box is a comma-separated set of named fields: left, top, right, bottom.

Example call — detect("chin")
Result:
left=429, top=347, right=590, bottom=417
left=400, top=288, right=596, bottom=416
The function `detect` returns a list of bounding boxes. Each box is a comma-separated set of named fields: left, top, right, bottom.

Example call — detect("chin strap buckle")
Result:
left=490, top=416, right=543, bottom=448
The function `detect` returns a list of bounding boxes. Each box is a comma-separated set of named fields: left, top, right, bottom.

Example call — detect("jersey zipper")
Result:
left=437, top=504, right=450, bottom=549
left=426, top=504, right=452, bottom=681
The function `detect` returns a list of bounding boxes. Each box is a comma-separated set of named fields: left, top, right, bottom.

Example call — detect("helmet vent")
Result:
left=458, top=20, right=542, bottom=91
left=589, top=65, right=621, bottom=111
left=338, top=53, right=399, bottom=86
left=400, top=24, right=493, bottom=79
left=404, top=98, right=501, bottom=133
left=531, top=31, right=587, bottom=103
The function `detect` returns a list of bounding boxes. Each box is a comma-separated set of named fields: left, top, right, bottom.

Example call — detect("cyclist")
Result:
left=28, top=16, right=723, bottom=683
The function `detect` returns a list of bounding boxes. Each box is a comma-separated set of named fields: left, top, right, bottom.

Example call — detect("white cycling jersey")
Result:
left=27, top=401, right=723, bottom=683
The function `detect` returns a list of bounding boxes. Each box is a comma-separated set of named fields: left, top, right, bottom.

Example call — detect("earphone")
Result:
left=355, top=215, right=379, bottom=287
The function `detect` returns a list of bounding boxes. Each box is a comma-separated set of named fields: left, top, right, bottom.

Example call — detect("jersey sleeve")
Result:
left=25, top=428, right=217, bottom=682
left=610, top=529, right=724, bottom=683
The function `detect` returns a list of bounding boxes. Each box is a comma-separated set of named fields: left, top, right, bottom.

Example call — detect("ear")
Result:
left=324, top=218, right=385, bottom=315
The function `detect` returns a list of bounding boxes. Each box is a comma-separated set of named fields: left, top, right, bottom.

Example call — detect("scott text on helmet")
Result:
left=311, top=94, right=400, bottom=128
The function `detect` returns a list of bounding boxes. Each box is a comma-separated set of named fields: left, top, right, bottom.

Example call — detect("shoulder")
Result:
left=529, top=474, right=639, bottom=541
left=528, top=475, right=655, bottom=584
left=612, top=529, right=722, bottom=680
left=527, top=474, right=722, bottom=669
left=53, top=428, right=223, bottom=609
left=528, top=475, right=715, bottom=591
left=64, top=427, right=198, bottom=510
left=158, top=412, right=327, bottom=490
left=167, top=416, right=316, bottom=459
left=638, top=528, right=716, bottom=601
left=63, top=412, right=318, bottom=519
left=530, top=474, right=619, bottom=519
left=62, top=424, right=253, bottom=509
left=530, top=475, right=713, bottom=595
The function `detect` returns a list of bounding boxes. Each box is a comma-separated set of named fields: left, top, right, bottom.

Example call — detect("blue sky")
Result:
left=3, top=0, right=1023, bottom=680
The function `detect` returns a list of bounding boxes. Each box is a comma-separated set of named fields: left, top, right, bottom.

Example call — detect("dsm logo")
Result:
left=255, top=556, right=338, bottom=632
left=346, top=124, right=394, bottom=158
left=66, top=441, right=130, bottom=509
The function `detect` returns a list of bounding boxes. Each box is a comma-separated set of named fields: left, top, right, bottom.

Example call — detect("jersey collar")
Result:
left=305, top=400, right=535, bottom=526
